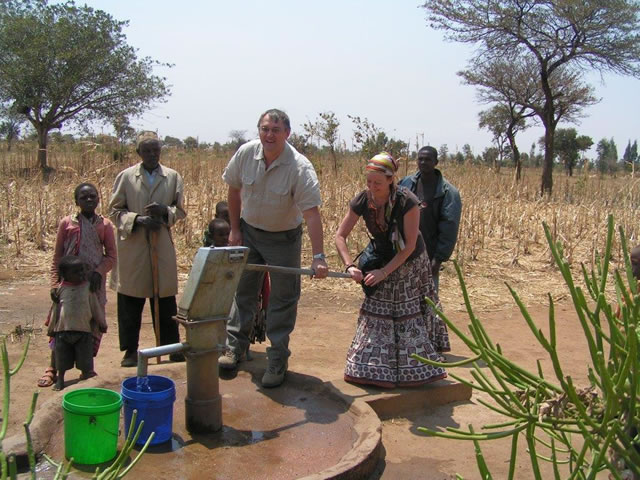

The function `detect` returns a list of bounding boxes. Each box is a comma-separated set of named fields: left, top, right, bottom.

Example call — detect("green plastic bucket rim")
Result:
left=62, top=387, right=122, bottom=415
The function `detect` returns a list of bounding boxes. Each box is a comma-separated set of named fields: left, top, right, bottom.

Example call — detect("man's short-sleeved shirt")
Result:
left=222, top=139, right=322, bottom=232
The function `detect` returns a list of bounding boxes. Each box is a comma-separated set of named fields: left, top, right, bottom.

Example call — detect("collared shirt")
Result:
left=143, top=166, right=160, bottom=186
left=108, top=162, right=186, bottom=298
left=222, top=139, right=322, bottom=232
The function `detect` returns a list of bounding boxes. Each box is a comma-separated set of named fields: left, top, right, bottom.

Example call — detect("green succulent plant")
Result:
left=413, top=215, right=639, bottom=479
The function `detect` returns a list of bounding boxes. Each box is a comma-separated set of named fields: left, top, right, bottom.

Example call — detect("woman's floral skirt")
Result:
left=344, top=252, right=449, bottom=388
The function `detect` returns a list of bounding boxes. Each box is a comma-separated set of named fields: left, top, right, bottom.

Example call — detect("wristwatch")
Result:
left=312, top=253, right=326, bottom=261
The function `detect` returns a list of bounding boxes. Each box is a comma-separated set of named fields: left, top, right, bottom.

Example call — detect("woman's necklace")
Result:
left=372, top=195, right=388, bottom=208
left=369, top=194, right=389, bottom=232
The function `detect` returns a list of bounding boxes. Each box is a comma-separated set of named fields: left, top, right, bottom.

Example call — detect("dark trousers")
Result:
left=55, top=331, right=93, bottom=373
left=117, top=293, right=179, bottom=352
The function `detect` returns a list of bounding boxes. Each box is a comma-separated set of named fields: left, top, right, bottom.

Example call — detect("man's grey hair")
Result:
left=257, top=109, right=291, bottom=131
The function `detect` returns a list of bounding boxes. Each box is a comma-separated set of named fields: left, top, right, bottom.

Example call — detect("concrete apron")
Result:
left=4, top=361, right=470, bottom=479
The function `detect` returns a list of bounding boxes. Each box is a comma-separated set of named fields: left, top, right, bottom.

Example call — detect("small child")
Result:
left=215, top=201, right=230, bottom=224
left=204, top=202, right=231, bottom=247
left=203, top=214, right=270, bottom=353
left=49, top=255, right=108, bottom=391
left=204, top=218, right=231, bottom=247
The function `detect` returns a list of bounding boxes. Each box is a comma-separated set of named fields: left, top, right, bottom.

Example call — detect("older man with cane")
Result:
left=109, top=131, right=187, bottom=367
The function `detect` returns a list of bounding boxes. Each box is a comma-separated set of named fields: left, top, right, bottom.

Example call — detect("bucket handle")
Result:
left=89, top=415, right=120, bottom=437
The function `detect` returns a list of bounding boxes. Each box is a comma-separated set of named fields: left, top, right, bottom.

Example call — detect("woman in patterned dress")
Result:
left=335, top=152, right=448, bottom=388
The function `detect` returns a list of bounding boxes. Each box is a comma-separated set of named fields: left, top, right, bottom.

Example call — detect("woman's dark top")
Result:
left=350, top=185, right=426, bottom=262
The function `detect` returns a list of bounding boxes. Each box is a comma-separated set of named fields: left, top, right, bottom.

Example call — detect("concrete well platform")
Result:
left=8, top=359, right=470, bottom=480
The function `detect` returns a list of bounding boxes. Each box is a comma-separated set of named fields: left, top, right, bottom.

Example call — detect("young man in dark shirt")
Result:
left=399, top=146, right=462, bottom=292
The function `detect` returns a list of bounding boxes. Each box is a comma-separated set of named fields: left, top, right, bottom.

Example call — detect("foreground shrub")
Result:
left=415, top=215, right=639, bottom=479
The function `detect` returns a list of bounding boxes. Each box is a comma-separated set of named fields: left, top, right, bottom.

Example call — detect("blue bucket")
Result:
left=121, top=375, right=176, bottom=445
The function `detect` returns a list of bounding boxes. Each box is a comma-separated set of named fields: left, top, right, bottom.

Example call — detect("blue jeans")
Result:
left=226, top=220, right=302, bottom=364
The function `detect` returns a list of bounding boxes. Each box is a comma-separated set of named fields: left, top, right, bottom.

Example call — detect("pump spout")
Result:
left=137, top=342, right=189, bottom=377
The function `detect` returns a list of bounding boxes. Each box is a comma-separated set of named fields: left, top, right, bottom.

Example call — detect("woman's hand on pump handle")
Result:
left=345, top=265, right=363, bottom=283
left=364, top=268, right=388, bottom=286
left=346, top=265, right=387, bottom=286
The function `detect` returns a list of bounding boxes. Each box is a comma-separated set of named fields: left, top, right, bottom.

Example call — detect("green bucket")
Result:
left=62, top=388, right=122, bottom=465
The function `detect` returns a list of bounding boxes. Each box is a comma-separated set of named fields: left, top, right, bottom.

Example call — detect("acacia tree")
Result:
left=460, top=53, right=596, bottom=187
left=478, top=108, right=507, bottom=173
left=423, top=0, right=640, bottom=195
left=462, top=144, right=474, bottom=163
left=438, top=144, right=449, bottom=163
left=481, top=146, right=500, bottom=168
left=163, top=136, right=183, bottom=148
left=112, top=115, right=135, bottom=161
left=228, top=130, right=247, bottom=151
left=287, top=132, right=311, bottom=154
left=478, top=104, right=528, bottom=177
left=0, top=102, right=25, bottom=151
left=348, top=115, right=408, bottom=161
left=463, top=57, right=539, bottom=181
left=303, top=111, right=340, bottom=172
left=596, top=138, right=619, bottom=174
left=184, top=136, right=198, bottom=150
left=553, top=128, right=593, bottom=176
left=0, top=1, right=170, bottom=172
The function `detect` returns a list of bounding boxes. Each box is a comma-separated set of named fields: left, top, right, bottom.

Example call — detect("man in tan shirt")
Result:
left=221, top=108, right=328, bottom=387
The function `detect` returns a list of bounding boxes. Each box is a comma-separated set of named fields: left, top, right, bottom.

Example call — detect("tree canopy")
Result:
left=304, top=111, right=340, bottom=172
left=478, top=103, right=529, bottom=177
left=596, top=138, right=619, bottom=174
left=0, top=0, right=171, bottom=171
left=553, top=128, right=593, bottom=176
left=0, top=102, right=25, bottom=151
left=348, top=115, right=408, bottom=161
left=461, top=53, right=598, bottom=181
left=424, top=0, right=640, bottom=194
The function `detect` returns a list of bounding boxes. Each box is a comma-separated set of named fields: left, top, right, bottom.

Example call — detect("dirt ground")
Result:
left=1, top=271, right=595, bottom=479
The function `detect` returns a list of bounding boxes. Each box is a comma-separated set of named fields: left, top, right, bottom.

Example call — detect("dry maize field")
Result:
left=1, top=142, right=639, bottom=313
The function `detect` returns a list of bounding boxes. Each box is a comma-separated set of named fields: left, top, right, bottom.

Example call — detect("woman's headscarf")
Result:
left=366, top=152, right=398, bottom=177
left=365, top=152, right=405, bottom=252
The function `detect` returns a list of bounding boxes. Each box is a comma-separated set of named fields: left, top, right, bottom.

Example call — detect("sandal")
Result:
left=37, top=367, right=57, bottom=388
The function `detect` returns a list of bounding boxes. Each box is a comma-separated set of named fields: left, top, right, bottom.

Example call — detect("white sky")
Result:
left=74, top=0, right=640, bottom=158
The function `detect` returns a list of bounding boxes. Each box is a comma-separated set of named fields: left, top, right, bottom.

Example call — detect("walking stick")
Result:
left=150, top=229, right=162, bottom=364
